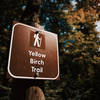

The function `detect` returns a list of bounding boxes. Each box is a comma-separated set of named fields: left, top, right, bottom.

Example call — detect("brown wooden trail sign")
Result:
left=8, top=23, right=59, bottom=80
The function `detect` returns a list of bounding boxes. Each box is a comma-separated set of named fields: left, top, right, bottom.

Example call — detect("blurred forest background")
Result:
left=0, top=0, right=100, bottom=100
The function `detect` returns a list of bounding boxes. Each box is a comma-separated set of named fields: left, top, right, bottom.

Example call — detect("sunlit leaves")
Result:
left=61, top=4, right=100, bottom=64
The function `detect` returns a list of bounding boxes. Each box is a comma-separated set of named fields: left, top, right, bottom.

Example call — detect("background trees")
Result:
left=0, top=0, right=100, bottom=100
left=59, top=0, right=100, bottom=99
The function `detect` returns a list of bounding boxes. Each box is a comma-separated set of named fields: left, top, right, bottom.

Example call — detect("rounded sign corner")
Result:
left=7, top=67, right=17, bottom=79
left=53, top=72, right=60, bottom=80
left=13, top=23, right=22, bottom=29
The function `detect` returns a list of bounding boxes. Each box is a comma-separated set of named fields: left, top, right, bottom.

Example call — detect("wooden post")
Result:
left=9, top=79, right=45, bottom=100
left=8, top=0, right=46, bottom=100
left=25, top=87, right=45, bottom=100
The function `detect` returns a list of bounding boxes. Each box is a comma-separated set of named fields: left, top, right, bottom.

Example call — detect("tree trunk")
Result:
left=25, top=86, right=45, bottom=100
left=8, top=1, right=46, bottom=100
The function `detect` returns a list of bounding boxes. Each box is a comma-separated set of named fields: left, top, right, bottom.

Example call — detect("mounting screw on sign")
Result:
left=7, top=23, right=60, bottom=80
left=34, top=73, right=39, bottom=79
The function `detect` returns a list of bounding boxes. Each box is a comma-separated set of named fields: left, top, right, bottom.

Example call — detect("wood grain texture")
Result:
left=25, top=86, right=45, bottom=100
